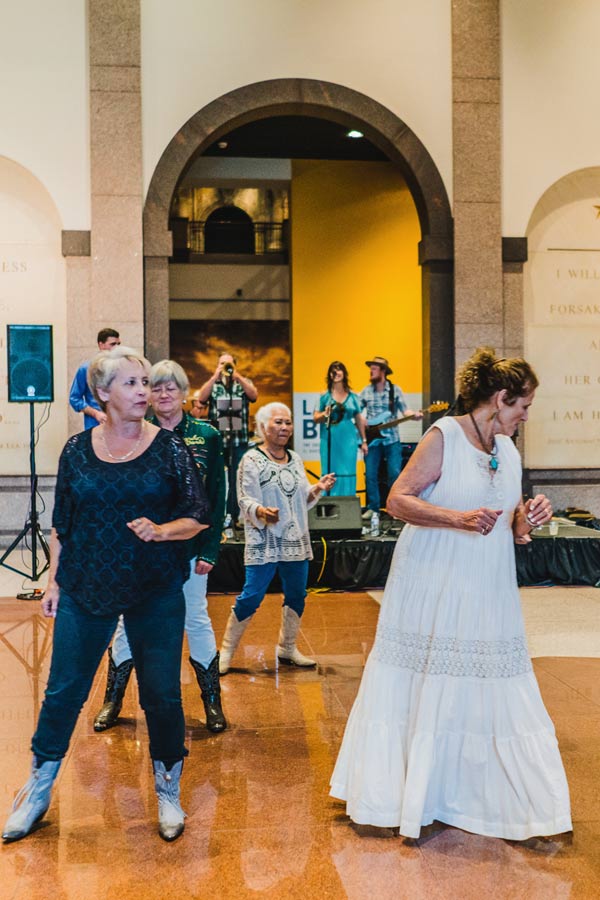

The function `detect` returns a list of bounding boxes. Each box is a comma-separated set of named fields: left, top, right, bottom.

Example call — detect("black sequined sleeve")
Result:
left=168, top=432, right=211, bottom=525
left=52, top=435, right=79, bottom=541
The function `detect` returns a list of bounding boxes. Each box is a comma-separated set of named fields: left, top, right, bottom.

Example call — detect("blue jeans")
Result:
left=112, top=560, right=217, bottom=668
left=365, top=440, right=403, bottom=512
left=32, top=588, right=187, bottom=765
left=234, top=560, right=309, bottom=621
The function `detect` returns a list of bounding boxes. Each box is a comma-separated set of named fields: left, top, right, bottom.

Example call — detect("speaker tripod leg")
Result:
left=0, top=520, right=50, bottom=581
left=0, top=527, right=30, bottom=569
left=0, top=404, right=51, bottom=582
left=35, top=524, right=50, bottom=560
left=29, top=521, right=50, bottom=582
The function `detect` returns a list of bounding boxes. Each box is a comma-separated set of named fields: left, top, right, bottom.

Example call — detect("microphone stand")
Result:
left=325, top=396, right=333, bottom=497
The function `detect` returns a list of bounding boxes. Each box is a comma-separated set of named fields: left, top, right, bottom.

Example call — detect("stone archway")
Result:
left=522, top=166, right=600, bottom=511
left=143, top=78, right=454, bottom=401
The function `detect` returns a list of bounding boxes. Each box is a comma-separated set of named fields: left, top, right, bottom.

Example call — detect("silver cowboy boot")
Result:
left=3, top=758, right=61, bottom=843
left=153, top=760, right=186, bottom=842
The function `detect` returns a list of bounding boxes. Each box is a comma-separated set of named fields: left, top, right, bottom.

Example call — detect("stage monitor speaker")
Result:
left=7, top=324, right=54, bottom=403
left=308, top=495, right=363, bottom=538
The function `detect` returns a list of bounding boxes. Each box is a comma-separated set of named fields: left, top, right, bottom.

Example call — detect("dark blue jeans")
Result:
left=32, top=588, right=187, bottom=765
left=364, top=440, right=403, bottom=512
left=234, top=560, right=309, bottom=621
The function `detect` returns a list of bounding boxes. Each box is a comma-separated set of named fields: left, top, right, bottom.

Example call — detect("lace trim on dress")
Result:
left=245, top=543, right=311, bottom=564
left=372, top=627, right=532, bottom=678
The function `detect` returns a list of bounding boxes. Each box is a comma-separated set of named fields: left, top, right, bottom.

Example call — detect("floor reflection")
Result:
left=0, top=603, right=52, bottom=718
left=0, top=592, right=599, bottom=899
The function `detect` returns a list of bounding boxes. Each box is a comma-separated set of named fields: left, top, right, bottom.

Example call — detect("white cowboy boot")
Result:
left=153, top=760, right=186, bottom=842
left=3, top=758, right=61, bottom=843
left=219, top=610, right=254, bottom=674
left=276, top=606, right=316, bottom=667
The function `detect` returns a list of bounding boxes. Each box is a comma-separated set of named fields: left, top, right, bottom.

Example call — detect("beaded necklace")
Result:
left=263, top=444, right=287, bottom=462
left=469, top=412, right=499, bottom=473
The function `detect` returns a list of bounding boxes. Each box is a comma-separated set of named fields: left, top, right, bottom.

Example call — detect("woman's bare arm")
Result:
left=41, top=528, right=62, bottom=617
left=386, top=428, right=502, bottom=534
left=127, top=516, right=205, bottom=542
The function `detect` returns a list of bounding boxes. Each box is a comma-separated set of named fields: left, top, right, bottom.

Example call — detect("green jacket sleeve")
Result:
left=193, top=427, right=226, bottom=566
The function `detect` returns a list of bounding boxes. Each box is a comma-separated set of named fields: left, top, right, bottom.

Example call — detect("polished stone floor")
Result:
left=0, top=580, right=599, bottom=899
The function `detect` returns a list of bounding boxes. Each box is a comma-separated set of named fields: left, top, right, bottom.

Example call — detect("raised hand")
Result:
left=525, top=494, right=553, bottom=528
left=319, top=473, right=336, bottom=492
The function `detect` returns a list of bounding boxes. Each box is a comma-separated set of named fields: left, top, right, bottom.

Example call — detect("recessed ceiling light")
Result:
left=217, top=141, right=228, bottom=150
left=346, top=129, right=364, bottom=139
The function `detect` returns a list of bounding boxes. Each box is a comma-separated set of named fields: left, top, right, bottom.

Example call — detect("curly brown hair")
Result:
left=457, top=347, right=539, bottom=412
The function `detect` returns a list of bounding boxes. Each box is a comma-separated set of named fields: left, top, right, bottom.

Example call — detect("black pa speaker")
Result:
left=7, top=324, right=54, bottom=403
left=308, top=495, right=363, bottom=538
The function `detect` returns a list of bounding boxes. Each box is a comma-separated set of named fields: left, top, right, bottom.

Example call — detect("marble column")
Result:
left=502, top=237, right=527, bottom=359
left=452, top=0, right=503, bottom=365
left=88, top=0, right=144, bottom=353
left=144, top=255, right=170, bottom=362
left=62, top=230, right=92, bottom=436
left=419, top=236, right=454, bottom=406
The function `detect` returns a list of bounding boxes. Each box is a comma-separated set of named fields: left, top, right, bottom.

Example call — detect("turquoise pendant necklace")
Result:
left=469, top=412, right=499, bottom=473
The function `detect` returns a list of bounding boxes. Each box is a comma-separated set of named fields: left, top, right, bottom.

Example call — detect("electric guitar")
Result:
left=365, top=401, right=449, bottom=445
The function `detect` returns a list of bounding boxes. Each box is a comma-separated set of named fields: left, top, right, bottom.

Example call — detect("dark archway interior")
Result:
left=204, top=206, right=254, bottom=254
left=201, top=115, right=387, bottom=161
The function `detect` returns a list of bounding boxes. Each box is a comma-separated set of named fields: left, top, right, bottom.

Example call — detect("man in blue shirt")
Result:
left=69, top=328, right=120, bottom=429
left=360, top=355, right=421, bottom=518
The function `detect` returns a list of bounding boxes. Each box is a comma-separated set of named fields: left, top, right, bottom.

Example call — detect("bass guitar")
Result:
left=365, top=401, right=449, bottom=445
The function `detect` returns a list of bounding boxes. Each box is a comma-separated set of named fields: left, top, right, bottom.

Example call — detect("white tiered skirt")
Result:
left=330, top=525, right=572, bottom=839
left=330, top=658, right=572, bottom=839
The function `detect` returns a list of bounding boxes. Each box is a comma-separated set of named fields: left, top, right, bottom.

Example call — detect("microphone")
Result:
left=327, top=401, right=342, bottom=425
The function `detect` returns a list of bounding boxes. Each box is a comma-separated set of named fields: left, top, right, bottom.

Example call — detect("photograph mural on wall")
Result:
left=170, top=319, right=291, bottom=436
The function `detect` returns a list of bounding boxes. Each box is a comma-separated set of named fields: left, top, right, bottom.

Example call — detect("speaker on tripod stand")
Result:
left=0, top=324, right=54, bottom=582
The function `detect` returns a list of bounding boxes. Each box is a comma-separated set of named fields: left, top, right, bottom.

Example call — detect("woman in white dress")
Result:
left=330, top=348, right=572, bottom=840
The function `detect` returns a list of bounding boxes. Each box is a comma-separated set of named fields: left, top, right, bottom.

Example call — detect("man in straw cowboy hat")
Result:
left=360, top=356, right=421, bottom=523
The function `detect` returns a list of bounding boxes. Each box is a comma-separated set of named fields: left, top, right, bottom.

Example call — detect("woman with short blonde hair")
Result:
left=3, top=348, right=209, bottom=845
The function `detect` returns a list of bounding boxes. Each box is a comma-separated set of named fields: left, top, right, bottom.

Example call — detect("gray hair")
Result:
left=255, top=402, right=292, bottom=438
left=88, top=345, right=150, bottom=410
left=149, top=359, right=189, bottom=396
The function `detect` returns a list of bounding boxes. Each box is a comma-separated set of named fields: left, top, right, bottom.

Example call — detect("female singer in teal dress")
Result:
left=314, top=361, right=367, bottom=497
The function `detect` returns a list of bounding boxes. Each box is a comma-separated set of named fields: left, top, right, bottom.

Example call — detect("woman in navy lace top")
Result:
left=3, top=347, right=209, bottom=846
